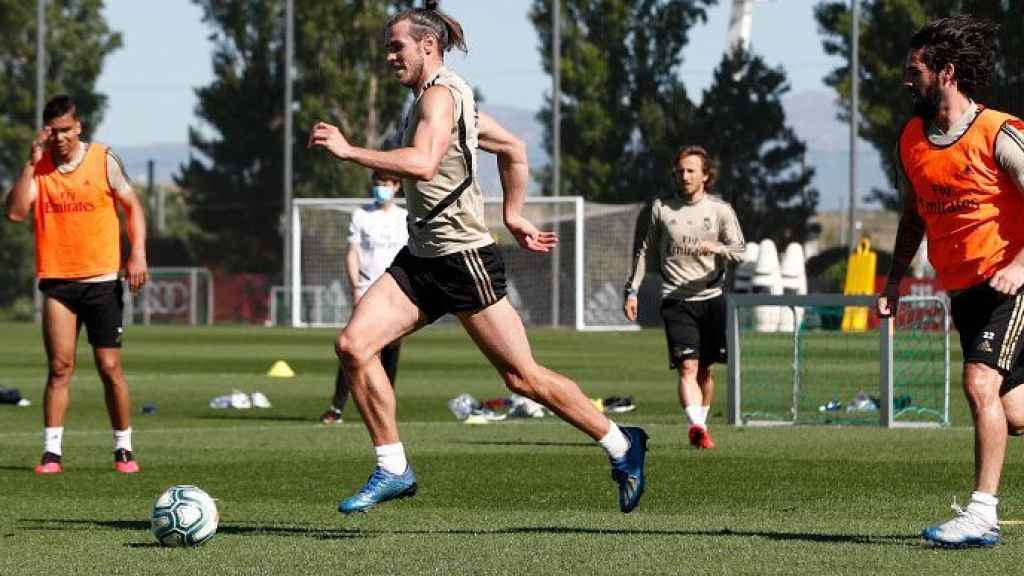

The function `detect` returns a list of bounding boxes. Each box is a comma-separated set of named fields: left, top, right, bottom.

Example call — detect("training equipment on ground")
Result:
left=151, top=485, right=219, bottom=547
left=286, top=197, right=644, bottom=330
left=727, top=293, right=950, bottom=427
left=267, top=360, right=295, bottom=378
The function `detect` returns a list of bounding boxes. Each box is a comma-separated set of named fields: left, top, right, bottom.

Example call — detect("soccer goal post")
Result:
left=289, top=197, right=644, bottom=331
left=726, top=293, right=950, bottom=428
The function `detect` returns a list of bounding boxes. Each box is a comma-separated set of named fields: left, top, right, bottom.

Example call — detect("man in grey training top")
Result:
left=624, top=145, right=745, bottom=450
left=308, top=1, right=648, bottom=515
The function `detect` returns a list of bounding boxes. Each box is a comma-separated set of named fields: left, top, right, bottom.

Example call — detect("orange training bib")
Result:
left=33, top=144, right=121, bottom=279
left=898, top=109, right=1024, bottom=291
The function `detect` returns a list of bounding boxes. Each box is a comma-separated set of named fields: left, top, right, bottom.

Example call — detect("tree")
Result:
left=529, top=0, right=714, bottom=202
left=180, top=0, right=414, bottom=274
left=816, top=0, right=1024, bottom=210
left=690, top=49, right=818, bottom=244
left=0, top=0, right=121, bottom=309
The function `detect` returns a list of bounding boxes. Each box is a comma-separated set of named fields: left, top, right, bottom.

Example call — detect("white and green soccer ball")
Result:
left=151, top=485, right=219, bottom=547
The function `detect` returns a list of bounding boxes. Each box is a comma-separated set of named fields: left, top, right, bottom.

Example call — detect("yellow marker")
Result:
left=267, top=360, right=296, bottom=378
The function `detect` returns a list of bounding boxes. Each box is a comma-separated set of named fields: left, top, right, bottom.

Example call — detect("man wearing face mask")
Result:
left=880, top=15, right=1024, bottom=547
left=320, top=170, right=408, bottom=424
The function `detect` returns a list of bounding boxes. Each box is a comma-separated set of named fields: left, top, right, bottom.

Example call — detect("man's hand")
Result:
left=877, top=281, right=900, bottom=318
left=308, top=122, right=352, bottom=160
left=505, top=214, right=557, bottom=253
left=29, top=128, right=49, bottom=165
left=698, top=240, right=721, bottom=256
left=124, top=253, right=149, bottom=294
left=624, top=295, right=638, bottom=322
left=990, top=261, right=1024, bottom=296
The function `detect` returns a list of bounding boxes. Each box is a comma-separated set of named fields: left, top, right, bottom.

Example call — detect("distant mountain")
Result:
left=115, top=92, right=890, bottom=212
left=781, top=90, right=891, bottom=211
left=476, top=104, right=547, bottom=196
left=110, top=142, right=190, bottom=188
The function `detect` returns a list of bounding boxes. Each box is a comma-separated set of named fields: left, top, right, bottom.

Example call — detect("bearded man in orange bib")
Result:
left=879, top=16, right=1024, bottom=547
left=5, top=95, right=148, bottom=475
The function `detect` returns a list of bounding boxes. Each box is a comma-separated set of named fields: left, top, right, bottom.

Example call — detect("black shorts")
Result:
left=951, top=283, right=1024, bottom=395
left=39, top=279, right=124, bottom=348
left=387, top=244, right=508, bottom=324
left=660, top=294, right=727, bottom=369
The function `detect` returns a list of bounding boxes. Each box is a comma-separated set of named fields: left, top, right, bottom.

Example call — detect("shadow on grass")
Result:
left=0, top=466, right=33, bottom=472
left=319, top=527, right=918, bottom=546
left=455, top=440, right=595, bottom=448
left=198, top=414, right=313, bottom=423
left=20, top=518, right=917, bottom=546
left=19, top=519, right=364, bottom=541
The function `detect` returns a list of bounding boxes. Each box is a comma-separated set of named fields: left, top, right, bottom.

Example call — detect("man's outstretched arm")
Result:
left=308, top=87, right=454, bottom=182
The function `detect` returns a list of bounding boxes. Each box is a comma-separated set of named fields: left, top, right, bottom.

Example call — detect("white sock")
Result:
left=44, top=427, right=64, bottom=456
left=599, top=422, right=629, bottom=461
left=700, top=405, right=711, bottom=423
left=375, top=442, right=407, bottom=475
left=113, top=428, right=133, bottom=452
left=685, top=405, right=706, bottom=428
left=968, top=491, right=999, bottom=525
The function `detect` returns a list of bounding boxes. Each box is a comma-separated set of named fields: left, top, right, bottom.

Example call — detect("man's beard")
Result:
left=401, top=57, right=424, bottom=88
left=912, top=84, right=941, bottom=120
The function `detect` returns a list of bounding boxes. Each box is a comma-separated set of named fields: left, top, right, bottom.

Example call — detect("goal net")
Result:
left=288, top=197, right=645, bottom=330
left=726, top=294, right=949, bottom=427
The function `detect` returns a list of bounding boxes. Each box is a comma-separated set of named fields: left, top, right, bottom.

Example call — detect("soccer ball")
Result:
left=150, top=485, right=219, bottom=547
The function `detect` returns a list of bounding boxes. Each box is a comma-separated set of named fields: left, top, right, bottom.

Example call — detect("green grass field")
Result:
left=1, top=321, right=1023, bottom=575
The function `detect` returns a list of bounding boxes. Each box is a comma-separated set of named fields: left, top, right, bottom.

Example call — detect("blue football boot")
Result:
left=338, top=466, right=418, bottom=515
left=610, top=426, right=649, bottom=513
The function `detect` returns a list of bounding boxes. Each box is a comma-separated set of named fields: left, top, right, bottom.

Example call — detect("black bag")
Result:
left=0, top=386, right=22, bottom=405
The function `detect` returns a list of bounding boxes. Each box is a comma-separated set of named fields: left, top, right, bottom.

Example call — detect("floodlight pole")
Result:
left=284, top=0, right=295, bottom=326
left=550, top=0, right=562, bottom=327
left=33, top=0, right=46, bottom=324
left=848, top=0, right=859, bottom=250
left=35, top=0, right=45, bottom=130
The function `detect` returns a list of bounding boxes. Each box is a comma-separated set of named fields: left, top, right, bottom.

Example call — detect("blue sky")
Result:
left=93, top=0, right=841, bottom=147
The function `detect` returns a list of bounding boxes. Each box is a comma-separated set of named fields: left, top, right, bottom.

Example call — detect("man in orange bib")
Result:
left=880, top=16, right=1024, bottom=547
left=5, top=95, right=148, bottom=475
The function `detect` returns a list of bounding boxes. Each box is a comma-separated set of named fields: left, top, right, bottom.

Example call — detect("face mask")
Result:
left=372, top=185, right=394, bottom=204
